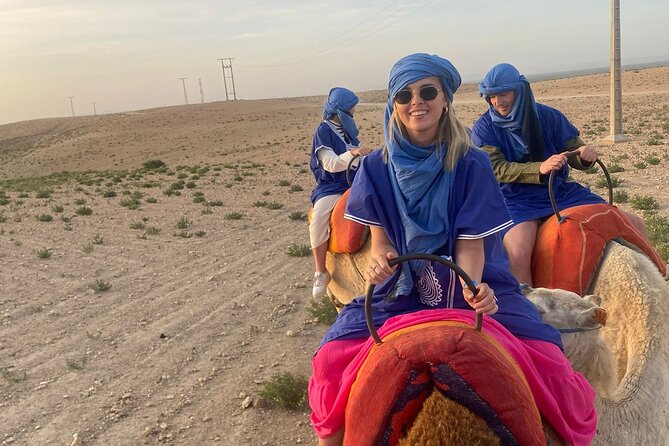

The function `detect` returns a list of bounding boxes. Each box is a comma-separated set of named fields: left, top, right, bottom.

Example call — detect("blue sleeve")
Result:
left=313, top=123, right=337, bottom=152
left=344, top=155, right=383, bottom=227
left=451, top=149, right=513, bottom=239
left=542, top=106, right=580, bottom=151
left=471, top=113, right=499, bottom=148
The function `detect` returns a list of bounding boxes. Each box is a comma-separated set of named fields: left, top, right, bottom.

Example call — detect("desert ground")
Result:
left=0, top=66, right=668, bottom=446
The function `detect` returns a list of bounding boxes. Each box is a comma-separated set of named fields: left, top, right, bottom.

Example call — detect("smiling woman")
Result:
left=308, top=53, right=597, bottom=446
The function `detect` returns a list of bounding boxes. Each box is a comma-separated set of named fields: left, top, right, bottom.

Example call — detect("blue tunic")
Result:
left=309, top=121, right=360, bottom=204
left=320, top=149, right=562, bottom=348
left=471, top=103, right=605, bottom=223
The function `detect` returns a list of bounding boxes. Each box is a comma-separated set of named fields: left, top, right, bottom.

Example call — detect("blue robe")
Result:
left=471, top=103, right=605, bottom=223
left=319, top=149, right=562, bottom=348
left=309, top=121, right=360, bottom=204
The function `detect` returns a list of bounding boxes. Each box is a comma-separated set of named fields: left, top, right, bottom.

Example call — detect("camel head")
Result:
left=521, top=285, right=616, bottom=396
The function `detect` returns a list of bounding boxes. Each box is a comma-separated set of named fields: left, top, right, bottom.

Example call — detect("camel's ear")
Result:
left=519, top=283, right=533, bottom=296
left=584, top=294, right=602, bottom=307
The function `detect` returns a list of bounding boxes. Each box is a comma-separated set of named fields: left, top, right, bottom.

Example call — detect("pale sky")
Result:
left=1, top=0, right=668, bottom=125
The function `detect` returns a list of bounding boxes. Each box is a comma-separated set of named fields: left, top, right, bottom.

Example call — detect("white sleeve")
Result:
left=316, top=146, right=360, bottom=173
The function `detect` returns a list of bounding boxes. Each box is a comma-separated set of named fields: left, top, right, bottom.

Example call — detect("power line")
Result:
left=198, top=78, right=204, bottom=104
left=260, top=0, right=403, bottom=67
left=217, top=58, right=237, bottom=101
left=178, top=77, right=189, bottom=105
left=258, top=0, right=435, bottom=67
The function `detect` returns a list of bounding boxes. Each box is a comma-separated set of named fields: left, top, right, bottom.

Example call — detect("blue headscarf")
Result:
left=323, top=87, right=359, bottom=140
left=385, top=53, right=462, bottom=296
left=479, top=63, right=544, bottom=162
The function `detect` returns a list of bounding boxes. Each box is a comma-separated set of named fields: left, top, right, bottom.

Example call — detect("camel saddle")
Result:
left=532, top=203, right=666, bottom=296
left=344, top=321, right=546, bottom=446
left=327, top=188, right=369, bottom=254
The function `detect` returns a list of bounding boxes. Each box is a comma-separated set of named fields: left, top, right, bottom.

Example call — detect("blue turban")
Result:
left=383, top=53, right=462, bottom=296
left=322, top=87, right=359, bottom=139
left=479, top=63, right=544, bottom=162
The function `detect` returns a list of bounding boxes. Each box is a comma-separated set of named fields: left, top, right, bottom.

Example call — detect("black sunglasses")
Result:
left=394, top=85, right=442, bottom=105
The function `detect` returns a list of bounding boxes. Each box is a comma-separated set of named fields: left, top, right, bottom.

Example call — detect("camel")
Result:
left=327, top=240, right=669, bottom=445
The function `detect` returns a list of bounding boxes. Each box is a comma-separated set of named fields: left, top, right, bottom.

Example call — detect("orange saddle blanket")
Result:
left=532, top=203, right=666, bottom=295
left=344, top=321, right=545, bottom=445
left=327, top=189, right=368, bottom=254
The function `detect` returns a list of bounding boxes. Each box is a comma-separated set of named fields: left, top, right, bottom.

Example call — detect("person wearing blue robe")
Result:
left=309, top=87, right=373, bottom=299
left=471, top=63, right=646, bottom=285
left=308, top=54, right=596, bottom=446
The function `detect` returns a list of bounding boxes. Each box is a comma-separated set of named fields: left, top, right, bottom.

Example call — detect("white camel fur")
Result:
left=325, top=240, right=669, bottom=445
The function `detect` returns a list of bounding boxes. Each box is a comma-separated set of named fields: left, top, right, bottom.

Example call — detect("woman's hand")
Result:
left=462, top=283, right=499, bottom=316
left=365, top=251, right=398, bottom=285
left=539, top=153, right=568, bottom=175
left=577, top=145, right=598, bottom=163
left=351, top=146, right=374, bottom=157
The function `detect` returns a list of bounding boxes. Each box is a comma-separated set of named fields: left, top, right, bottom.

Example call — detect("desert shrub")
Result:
left=631, top=195, right=659, bottom=211
left=308, top=295, right=338, bottom=325
left=607, top=163, right=624, bottom=173
left=645, top=156, right=661, bottom=166
left=120, top=197, right=140, bottom=210
left=288, top=211, right=308, bottom=221
left=37, top=248, right=52, bottom=259
left=145, top=226, right=161, bottom=235
left=76, top=206, right=93, bottom=215
left=224, top=212, right=243, bottom=220
left=143, top=159, right=166, bottom=170
left=91, top=279, right=111, bottom=293
left=595, top=175, right=622, bottom=188
left=644, top=212, right=669, bottom=262
left=266, top=202, right=283, bottom=210
left=286, top=243, right=310, bottom=257
left=36, top=214, right=53, bottom=222
left=258, top=372, right=308, bottom=410
left=176, top=216, right=192, bottom=229
left=633, top=162, right=647, bottom=169
left=613, top=190, right=629, bottom=203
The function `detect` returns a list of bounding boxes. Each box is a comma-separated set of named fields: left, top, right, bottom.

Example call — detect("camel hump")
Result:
left=344, top=321, right=546, bottom=445
left=328, top=188, right=369, bottom=254
left=532, top=203, right=666, bottom=295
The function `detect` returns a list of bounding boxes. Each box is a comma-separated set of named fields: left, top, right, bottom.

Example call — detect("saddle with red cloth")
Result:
left=327, top=188, right=368, bottom=254
left=532, top=203, right=666, bottom=295
left=344, top=321, right=546, bottom=445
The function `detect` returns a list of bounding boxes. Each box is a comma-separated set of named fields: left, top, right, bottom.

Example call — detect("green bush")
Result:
left=258, top=372, right=308, bottom=410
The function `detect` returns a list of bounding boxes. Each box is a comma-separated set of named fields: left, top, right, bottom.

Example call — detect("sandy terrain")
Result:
left=0, top=66, right=668, bottom=446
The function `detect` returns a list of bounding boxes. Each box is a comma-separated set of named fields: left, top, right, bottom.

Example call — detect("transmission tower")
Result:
left=178, top=77, right=189, bottom=105
left=603, top=0, right=628, bottom=144
left=68, top=97, right=75, bottom=117
left=217, top=57, right=237, bottom=101
left=92, top=102, right=97, bottom=116
left=198, top=78, right=205, bottom=104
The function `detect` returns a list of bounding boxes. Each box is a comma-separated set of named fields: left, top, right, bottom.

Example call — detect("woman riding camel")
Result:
left=471, top=63, right=646, bottom=286
left=309, top=87, right=373, bottom=299
left=308, top=53, right=597, bottom=446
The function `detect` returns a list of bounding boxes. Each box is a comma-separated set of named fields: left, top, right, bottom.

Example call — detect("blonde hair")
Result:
left=385, top=100, right=472, bottom=171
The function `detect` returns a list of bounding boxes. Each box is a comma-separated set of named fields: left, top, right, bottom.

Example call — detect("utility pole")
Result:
left=217, top=57, right=237, bottom=101
left=603, top=0, right=628, bottom=144
left=198, top=78, right=204, bottom=104
left=178, top=77, right=189, bottom=105
left=68, top=97, right=75, bottom=117
left=92, top=102, right=97, bottom=116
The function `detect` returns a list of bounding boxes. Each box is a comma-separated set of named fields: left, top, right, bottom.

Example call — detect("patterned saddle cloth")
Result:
left=532, top=203, right=666, bottom=295
left=344, top=319, right=546, bottom=446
